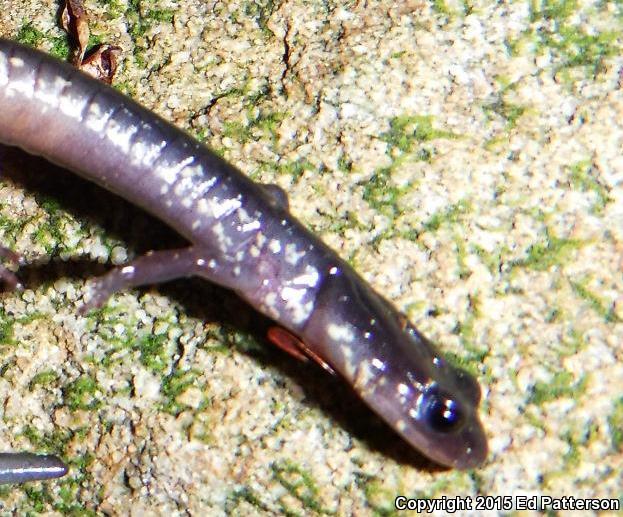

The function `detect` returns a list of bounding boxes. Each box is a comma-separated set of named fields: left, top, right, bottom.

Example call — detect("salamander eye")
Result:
left=424, top=390, right=464, bottom=433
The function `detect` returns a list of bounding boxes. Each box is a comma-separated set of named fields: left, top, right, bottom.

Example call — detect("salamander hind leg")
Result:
left=81, top=246, right=252, bottom=313
left=0, top=246, right=24, bottom=291
left=81, top=247, right=213, bottom=312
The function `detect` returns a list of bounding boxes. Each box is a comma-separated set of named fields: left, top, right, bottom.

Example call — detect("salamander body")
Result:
left=0, top=39, right=486, bottom=479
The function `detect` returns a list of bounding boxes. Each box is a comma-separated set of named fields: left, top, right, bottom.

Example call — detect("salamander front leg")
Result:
left=81, top=247, right=242, bottom=312
left=267, top=326, right=336, bottom=375
left=0, top=453, right=67, bottom=484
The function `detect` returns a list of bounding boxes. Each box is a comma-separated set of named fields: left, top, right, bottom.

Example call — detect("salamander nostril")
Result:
left=453, top=368, right=482, bottom=405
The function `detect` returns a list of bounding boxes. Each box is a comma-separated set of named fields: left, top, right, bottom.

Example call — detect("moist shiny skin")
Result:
left=0, top=39, right=487, bottom=470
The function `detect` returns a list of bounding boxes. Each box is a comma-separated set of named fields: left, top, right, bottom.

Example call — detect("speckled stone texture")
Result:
left=0, top=0, right=621, bottom=515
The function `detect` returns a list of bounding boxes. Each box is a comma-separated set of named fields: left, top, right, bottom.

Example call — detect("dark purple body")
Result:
left=0, top=39, right=487, bottom=470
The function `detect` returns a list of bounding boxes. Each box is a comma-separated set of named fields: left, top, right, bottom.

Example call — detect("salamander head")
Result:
left=303, top=265, right=487, bottom=469
left=399, top=367, right=487, bottom=469
left=351, top=324, right=488, bottom=469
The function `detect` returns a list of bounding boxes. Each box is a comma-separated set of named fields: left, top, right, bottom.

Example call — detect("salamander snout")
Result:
left=451, top=367, right=482, bottom=405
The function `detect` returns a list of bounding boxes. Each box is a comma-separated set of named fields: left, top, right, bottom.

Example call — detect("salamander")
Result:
left=0, top=38, right=487, bottom=482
